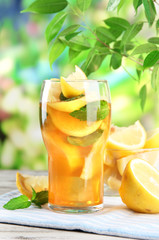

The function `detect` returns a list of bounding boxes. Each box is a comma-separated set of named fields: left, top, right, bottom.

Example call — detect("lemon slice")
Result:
left=44, top=78, right=61, bottom=102
left=49, top=107, right=102, bottom=137
left=117, top=149, right=159, bottom=176
left=48, top=96, right=86, bottom=112
left=144, top=128, right=159, bottom=148
left=61, top=65, right=87, bottom=98
left=107, top=121, right=146, bottom=151
left=16, top=172, right=48, bottom=199
left=119, top=158, right=159, bottom=213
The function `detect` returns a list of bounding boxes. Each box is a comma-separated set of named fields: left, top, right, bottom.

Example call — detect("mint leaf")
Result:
left=32, top=191, right=48, bottom=207
left=77, top=0, right=92, bottom=12
left=3, top=195, right=31, bottom=210
left=139, top=85, right=147, bottom=110
left=131, top=43, right=157, bottom=55
left=67, top=129, right=104, bottom=147
left=70, top=100, right=109, bottom=121
left=49, top=38, right=66, bottom=68
left=143, top=51, right=159, bottom=69
left=59, top=92, right=84, bottom=101
left=31, top=188, right=37, bottom=201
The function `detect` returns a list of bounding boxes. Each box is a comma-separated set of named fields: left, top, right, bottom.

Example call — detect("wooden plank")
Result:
left=0, top=170, right=132, bottom=240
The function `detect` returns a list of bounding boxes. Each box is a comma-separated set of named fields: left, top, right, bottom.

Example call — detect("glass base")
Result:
left=48, top=203, right=103, bottom=214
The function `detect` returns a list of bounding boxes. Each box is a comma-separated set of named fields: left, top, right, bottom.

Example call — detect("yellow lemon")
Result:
left=49, top=107, right=102, bottom=137
left=107, top=121, right=146, bottom=152
left=144, top=128, right=159, bottom=148
left=46, top=78, right=61, bottom=102
left=117, top=149, right=159, bottom=176
left=48, top=96, right=86, bottom=112
left=119, top=158, right=159, bottom=213
left=16, top=172, right=48, bottom=199
left=61, top=65, right=87, bottom=98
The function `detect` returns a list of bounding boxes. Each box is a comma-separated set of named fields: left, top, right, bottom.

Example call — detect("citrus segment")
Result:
left=119, top=158, right=159, bottom=213
left=61, top=77, right=84, bottom=98
left=117, top=150, right=159, bottom=176
left=107, top=121, right=146, bottom=151
left=48, top=96, right=86, bottom=112
left=16, top=172, right=48, bottom=199
left=49, top=107, right=102, bottom=137
left=144, top=128, right=159, bottom=148
left=60, top=65, right=87, bottom=98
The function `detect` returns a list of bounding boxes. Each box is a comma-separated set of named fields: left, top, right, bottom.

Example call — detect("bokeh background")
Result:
left=0, top=0, right=159, bottom=170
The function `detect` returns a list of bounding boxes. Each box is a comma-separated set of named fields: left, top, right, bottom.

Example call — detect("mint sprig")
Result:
left=3, top=189, right=48, bottom=210
left=70, top=100, right=109, bottom=121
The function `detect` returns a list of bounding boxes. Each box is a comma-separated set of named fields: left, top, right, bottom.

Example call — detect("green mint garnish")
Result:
left=3, top=195, right=31, bottom=210
left=67, top=129, right=104, bottom=147
left=3, top=188, right=48, bottom=210
left=59, top=92, right=84, bottom=101
left=70, top=100, right=109, bottom=121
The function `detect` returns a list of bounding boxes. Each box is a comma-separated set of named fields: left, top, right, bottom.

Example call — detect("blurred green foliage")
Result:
left=0, top=0, right=159, bottom=170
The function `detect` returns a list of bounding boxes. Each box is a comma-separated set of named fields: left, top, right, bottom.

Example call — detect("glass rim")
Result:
left=43, top=79, right=108, bottom=83
left=106, top=148, right=159, bottom=151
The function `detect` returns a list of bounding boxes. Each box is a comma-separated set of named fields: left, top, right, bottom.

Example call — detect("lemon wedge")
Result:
left=48, top=96, right=86, bottom=112
left=61, top=65, right=87, bottom=98
left=119, top=158, right=159, bottom=213
left=107, top=121, right=146, bottom=151
left=49, top=107, right=102, bottom=137
left=16, top=172, right=48, bottom=199
left=144, top=128, right=159, bottom=148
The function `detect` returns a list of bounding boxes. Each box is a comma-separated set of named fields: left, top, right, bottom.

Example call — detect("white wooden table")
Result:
left=0, top=170, right=134, bottom=240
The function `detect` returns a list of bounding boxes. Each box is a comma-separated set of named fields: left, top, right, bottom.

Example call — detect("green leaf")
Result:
left=121, top=22, right=143, bottom=46
left=70, top=100, right=109, bottom=121
left=136, top=68, right=142, bottom=81
left=32, top=191, right=48, bottom=207
left=131, top=43, right=157, bottom=55
left=156, top=19, right=159, bottom=34
left=139, top=85, right=147, bottom=110
left=95, top=46, right=110, bottom=55
left=69, top=48, right=80, bottom=61
left=81, top=49, right=106, bottom=76
left=77, top=0, right=92, bottom=12
left=104, top=17, right=130, bottom=31
left=148, top=37, right=159, bottom=45
left=133, top=0, right=142, bottom=12
left=59, top=24, right=80, bottom=37
left=45, top=12, right=67, bottom=44
left=107, top=0, right=120, bottom=11
left=65, top=31, right=81, bottom=41
left=143, top=51, right=159, bottom=69
left=31, top=188, right=37, bottom=201
left=67, top=129, right=104, bottom=147
left=21, top=0, right=68, bottom=14
left=96, top=27, right=116, bottom=43
left=142, top=0, right=156, bottom=26
left=64, top=35, right=90, bottom=51
left=3, top=195, right=31, bottom=210
left=117, top=0, right=125, bottom=12
left=151, top=64, right=159, bottom=91
left=49, top=39, right=66, bottom=68
left=110, top=53, right=122, bottom=69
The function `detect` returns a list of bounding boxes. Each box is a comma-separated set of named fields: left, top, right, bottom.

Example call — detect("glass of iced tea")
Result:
left=40, top=77, right=111, bottom=213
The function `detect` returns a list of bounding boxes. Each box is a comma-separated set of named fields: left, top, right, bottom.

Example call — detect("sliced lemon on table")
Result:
left=16, top=172, right=48, bottom=199
left=49, top=107, right=102, bottom=137
left=117, top=149, right=159, bottom=176
left=107, top=121, right=146, bottom=151
left=119, top=158, right=159, bottom=213
left=144, top=128, right=159, bottom=148
left=61, top=65, right=87, bottom=98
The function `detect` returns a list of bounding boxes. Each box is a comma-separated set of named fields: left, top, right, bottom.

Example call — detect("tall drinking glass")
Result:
left=40, top=79, right=111, bottom=213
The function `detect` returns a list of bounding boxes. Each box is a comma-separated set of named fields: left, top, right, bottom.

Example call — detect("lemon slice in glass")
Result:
left=61, top=65, right=87, bottom=98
